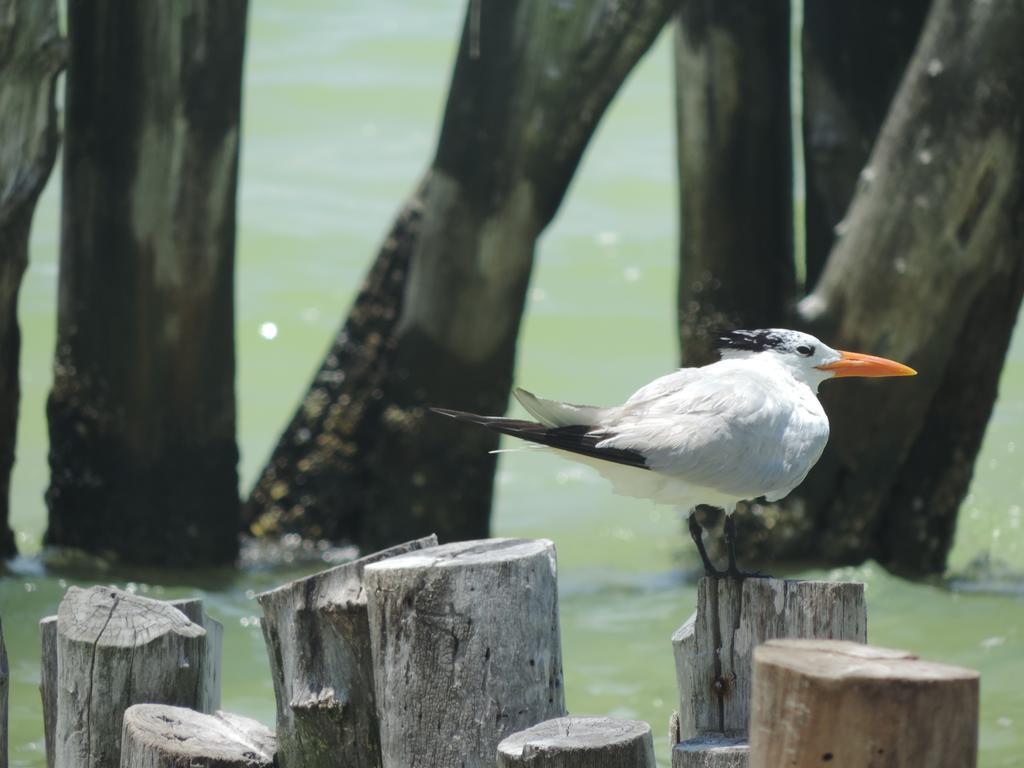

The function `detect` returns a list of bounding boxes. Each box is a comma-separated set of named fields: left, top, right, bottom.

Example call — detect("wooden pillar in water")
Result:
left=120, top=705, right=275, bottom=768
left=46, top=587, right=221, bottom=768
left=365, top=539, right=565, bottom=768
left=671, top=578, right=866, bottom=767
left=39, top=616, right=56, bottom=768
left=497, top=717, right=656, bottom=767
left=256, top=535, right=437, bottom=768
left=1, top=618, right=8, bottom=768
left=0, top=0, right=62, bottom=558
left=749, top=639, right=979, bottom=768
left=46, top=0, right=248, bottom=567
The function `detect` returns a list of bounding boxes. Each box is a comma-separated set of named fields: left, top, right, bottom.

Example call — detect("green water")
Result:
left=3, top=4, right=1023, bottom=766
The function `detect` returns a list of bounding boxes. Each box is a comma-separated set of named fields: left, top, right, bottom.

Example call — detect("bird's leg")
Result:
left=723, top=514, right=771, bottom=580
left=688, top=510, right=723, bottom=578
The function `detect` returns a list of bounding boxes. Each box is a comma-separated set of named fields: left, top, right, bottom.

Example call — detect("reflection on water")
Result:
left=3, top=3, right=1023, bottom=767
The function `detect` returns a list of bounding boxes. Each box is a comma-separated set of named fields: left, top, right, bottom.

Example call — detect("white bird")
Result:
left=432, top=329, right=916, bottom=577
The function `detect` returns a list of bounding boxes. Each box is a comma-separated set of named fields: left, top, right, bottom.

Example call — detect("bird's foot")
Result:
left=702, top=563, right=726, bottom=579
left=723, top=563, right=773, bottom=581
left=688, top=511, right=725, bottom=579
left=721, top=514, right=773, bottom=580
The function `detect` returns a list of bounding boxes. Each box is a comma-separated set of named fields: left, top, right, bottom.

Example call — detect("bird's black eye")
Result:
left=796, top=344, right=815, bottom=357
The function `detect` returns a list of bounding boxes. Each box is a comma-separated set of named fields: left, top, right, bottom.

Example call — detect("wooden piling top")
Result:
left=754, top=639, right=980, bottom=683
left=364, top=537, right=556, bottom=572
left=58, top=586, right=204, bottom=645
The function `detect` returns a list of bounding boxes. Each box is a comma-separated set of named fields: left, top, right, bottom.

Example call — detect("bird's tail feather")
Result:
left=512, top=387, right=604, bottom=428
left=429, top=407, right=648, bottom=470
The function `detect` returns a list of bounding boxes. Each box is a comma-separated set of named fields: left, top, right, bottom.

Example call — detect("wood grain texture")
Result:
left=749, top=639, right=979, bottom=768
left=53, top=586, right=215, bottom=768
left=673, top=735, right=747, bottom=768
left=39, top=616, right=56, bottom=768
left=256, top=535, right=437, bottom=768
left=169, top=599, right=224, bottom=713
left=365, top=539, right=565, bottom=768
left=497, top=716, right=655, bottom=767
left=673, top=578, right=865, bottom=739
left=1, top=618, right=7, bottom=768
left=119, top=704, right=274, bottom=768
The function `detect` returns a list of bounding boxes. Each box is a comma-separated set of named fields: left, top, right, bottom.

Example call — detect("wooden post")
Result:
left=0, top=0, right=63, bottom=557
left=673, top=0, right=794, bottom=366
left=120, top=704, right=275, bottom=768
left=1, top=618, right=8, bottom=768
left=497, top=716, right=655, bottom=767
left=256, top=535, right=437, bottom=768
left=52, top=587, right=219, bottom=768
left=673, top=736, right=746, bottom=768
left=169, top=599, right=224, bottom=713
left=671, top=578, right=866, bottom=766
left=749, top=639, right=979, bottom=768
left=46, top=0, right=248, bottom=567
left=365, top=539, right=565, bottom=768
left=39, top=616, right=57, bottom=768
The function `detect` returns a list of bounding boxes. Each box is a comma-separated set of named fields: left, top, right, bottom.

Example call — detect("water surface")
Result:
left=3, top=3, right=1022, bottom=766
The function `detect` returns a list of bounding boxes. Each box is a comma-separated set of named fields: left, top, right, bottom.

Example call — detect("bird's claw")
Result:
left=723, top=564, right=773, bottom=580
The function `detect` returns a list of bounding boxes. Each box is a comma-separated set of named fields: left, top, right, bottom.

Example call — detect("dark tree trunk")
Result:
left=802, top=0, right=932, bottom=285
left=46, top=0, right=248, bottom=566
left=245, top=0, right=676, bottom=551
left=740, top=0, right=1024, bottom=576
left=674, top=0, right=794, bottom=366
left=0, top=0, right=63, bottom=558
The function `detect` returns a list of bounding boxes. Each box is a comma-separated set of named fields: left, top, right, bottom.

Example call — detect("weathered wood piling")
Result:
left=0, top=0, right=63, bottom=559
left=39, top=616, right=56, bottom=768
left=46, top=587, right=220, bottom=768
left=364, top=538, right=566, bottom=768
left=15, top=537, right=981, bottom=767
left=256, top=535, right=437, bottom=768
left=672, top=735, right=747, bottom=768
left=1, top=619, right=8, bottom=768
left=749, top=639, right=979, bottom=768
left=120, top=704, right=275, bottom=768
left=497, top=716, right=656, bottom=767
left=671, top=578, right=866, bottom=766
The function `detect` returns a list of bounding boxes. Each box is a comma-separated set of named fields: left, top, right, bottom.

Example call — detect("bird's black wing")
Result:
left=430, top=407, right=650, bottom=470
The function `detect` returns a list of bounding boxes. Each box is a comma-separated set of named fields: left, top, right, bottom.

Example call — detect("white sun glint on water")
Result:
left=259, top=321, right=278, bottom=340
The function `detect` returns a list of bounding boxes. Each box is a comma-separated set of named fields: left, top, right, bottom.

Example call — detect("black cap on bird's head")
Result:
left=715, top=327, right=917, bottom=381
left=715, top=329, right=812, bottom=355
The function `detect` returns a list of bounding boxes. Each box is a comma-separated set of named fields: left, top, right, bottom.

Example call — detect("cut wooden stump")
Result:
left=120, top=704, right=275, bottom=768
left=170, top=599, right=224, bottom=713
left=1, top=618, right=8, bottom=768
left=52, top=586, right=217, bottom=768
left=497, top=716, right=655, bottom=767
left=673, top=578, right=866, bottom=737
left=365, top=538, right=565, bottom=768
left=39, top=616, right=57, bottom=768
left=672, top=735, right=747, bottom=768
left=256, top=535, right=437, bottom=768
left=671, top=578, right=865, bottom=763
left=749, top=639, right=979, bottom=768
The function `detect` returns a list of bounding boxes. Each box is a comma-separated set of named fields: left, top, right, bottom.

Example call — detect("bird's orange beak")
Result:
left=816, top=350, right=917, bottom=378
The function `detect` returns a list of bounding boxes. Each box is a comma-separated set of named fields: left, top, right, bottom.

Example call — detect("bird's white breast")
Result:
left=595, top=358, right=830, bottom=504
